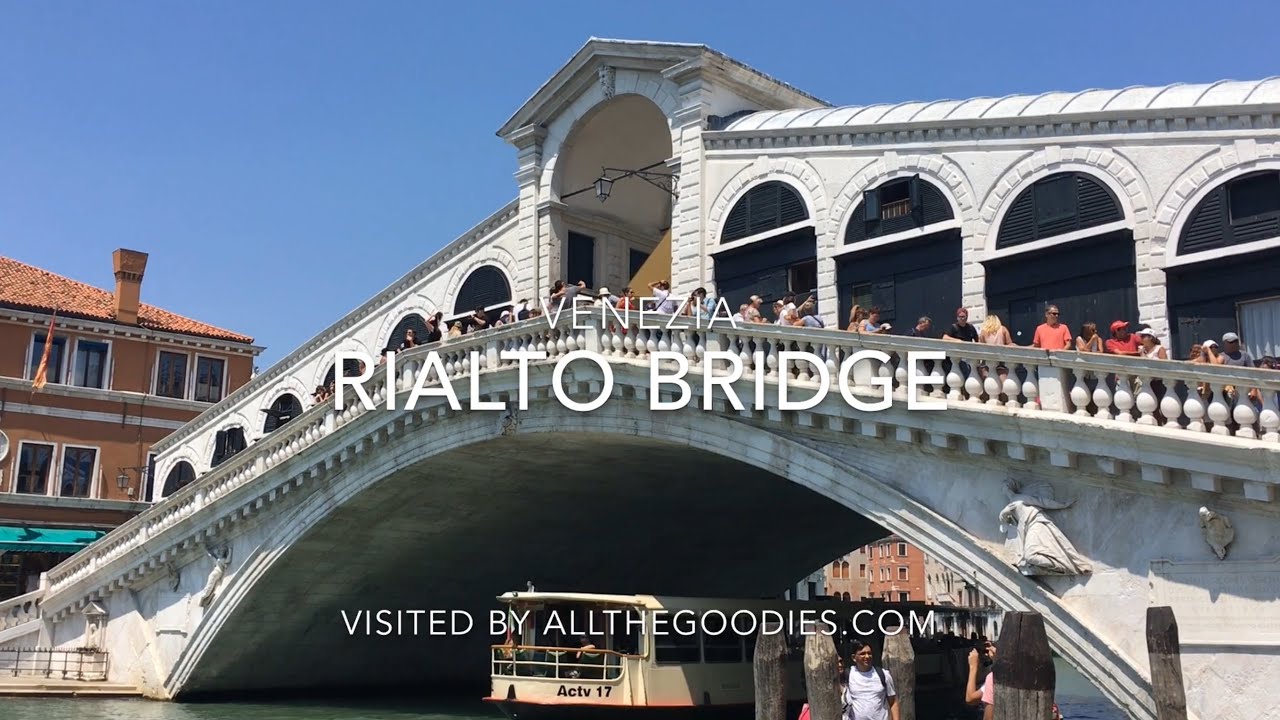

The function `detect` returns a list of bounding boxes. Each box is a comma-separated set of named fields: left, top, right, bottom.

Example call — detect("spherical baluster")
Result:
left=1112, top=376, right=1135, bottom=422
left=566, top=330, right=579, bottom=352
left=1091, top=377, right=1114, bottom=421
left=1259, top=390, right=1280, bottom=442
left=1003, top=376, right=1022, bottom=409
left=945, top=360, right=965, bottom=402
left=645, top=329, right=658, bottom=357
left=983, top=374, right=1001, bottom=407
left=1134, top=376, right=1158, bottom=425
left=963, top=364, right=983, bottom=403
left=765, top=340, right=779, bottom=378
left=893, top=364, right=908, bottom=398
left=1070, top=373, right=1091, bottom=416
left=1233, top=392, right=1259, bottom=439
left=1021, top=373, right=1039, bottom=411
left=1159, top=392, right=1183, bottom=429
left=1206, top=385, right=1231, bottom=435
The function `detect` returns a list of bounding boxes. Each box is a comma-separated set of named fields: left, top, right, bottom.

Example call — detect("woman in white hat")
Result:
left=1135, top=327, right=1168, bottom=360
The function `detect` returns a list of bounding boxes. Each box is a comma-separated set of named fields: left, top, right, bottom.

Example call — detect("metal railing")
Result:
left=880, top=198, right=913, bottom=219
left=491, top=644, right=625, bottom=680
left=0, top=647, right=109, bottom=680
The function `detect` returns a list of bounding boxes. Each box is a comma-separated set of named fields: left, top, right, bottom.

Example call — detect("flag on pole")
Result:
left=31, top=311, right=57, bottom=391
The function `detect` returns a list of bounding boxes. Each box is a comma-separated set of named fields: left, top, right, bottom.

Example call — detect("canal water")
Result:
left=4, top=659, right=1125, bottom=720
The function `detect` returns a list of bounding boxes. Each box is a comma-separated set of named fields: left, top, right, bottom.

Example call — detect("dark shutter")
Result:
left=386, top=314, right=430, bottom=351
left=721, top=182, right=810, bottom=243
left=871, top=281, right=896, bottom=320
left=1180, top=188, right=1227, bottom=255
left=997, top=172, right=1123, bottom=250
left=264, top=394, right=302, bottom=433
left=211, top=430, right=229, bottom=468
left=908, top=175, right=922, bottom=224
left=1177, top=171, right=1280, bottom=256
left=161, top=461, right=196, bottom=498
left=566, top=232, right=595, bottom=287
left=863, top=189, right=880, bottom=223
left=454, top=265, right=512, bottom=315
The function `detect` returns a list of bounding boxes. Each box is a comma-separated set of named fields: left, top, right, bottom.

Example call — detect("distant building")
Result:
left=924, top=555, right=997, bottom=609
left=823, top=547, right=870, bottom=601
left=0, top=249, right=261, bottom=599
left=863, top=535, right=926, bottom=603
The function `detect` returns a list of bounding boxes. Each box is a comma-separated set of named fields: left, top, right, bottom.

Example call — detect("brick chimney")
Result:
left=112, top=249, right=148, bottom=325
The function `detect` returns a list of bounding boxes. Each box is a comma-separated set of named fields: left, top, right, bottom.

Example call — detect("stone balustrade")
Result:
left=0, top=589, right=42, bottom=632
left=33, top=309, right=1280, bottom=618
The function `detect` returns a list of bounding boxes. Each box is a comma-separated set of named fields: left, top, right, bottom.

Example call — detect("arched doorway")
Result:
left=1166, top=169, right=1280, bottom=358
left=322, top=359, right=366, bottom=390
left=553, top=94, right=673, bottom=294
left=713, top=181, right=817, bottom=314
left=984, top=172, right=1135, bottom=344
left=837, top=175, right=960, bottom=330
left=263, top=394, right=303, bottom=434
left=161, top=461, right=196, bottom=498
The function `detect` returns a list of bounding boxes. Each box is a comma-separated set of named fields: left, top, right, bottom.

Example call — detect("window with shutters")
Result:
left=788, top=260, right=818, bottom=295
left=323, top=359, right=366, bottom=389
left=386, top=314, right=430, bottom=352
left=161, top=461, right=197, bottom=498
left=851, top=282, right=872, bottom=310
left=996, top=172, right=1123, bottom=249
left=847, top=176, right=954, bottom=244
left=454, top=265, right=512, bottom=315
left=264, top=394, right=303, bottom=433
left=1178, top=171, right=1280, bottom=256
left=566, top=232, right=595, bottom=287
left=211, top=427, right=248, bottom=468
left=721, top=181, right=810, bottom=243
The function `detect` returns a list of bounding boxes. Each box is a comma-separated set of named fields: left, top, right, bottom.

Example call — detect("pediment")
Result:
left=496, top=38, right=827, bottom=140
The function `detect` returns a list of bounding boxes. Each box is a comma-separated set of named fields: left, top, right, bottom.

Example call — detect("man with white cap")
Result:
left=1215, top=332, right=1254, bottom=367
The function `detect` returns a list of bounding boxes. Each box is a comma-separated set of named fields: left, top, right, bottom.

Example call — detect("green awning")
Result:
left=0, top=526, right=107, bottom=554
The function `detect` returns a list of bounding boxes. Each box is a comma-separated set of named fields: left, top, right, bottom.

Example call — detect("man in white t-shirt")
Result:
left=844, top=642, right=898, bottom=720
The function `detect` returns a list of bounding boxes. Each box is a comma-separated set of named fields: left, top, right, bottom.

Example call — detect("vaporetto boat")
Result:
left=485, top=590, right=996, bottom=720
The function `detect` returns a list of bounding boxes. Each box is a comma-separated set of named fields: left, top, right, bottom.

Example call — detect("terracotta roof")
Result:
left=0, top=255, right=255, bottom=345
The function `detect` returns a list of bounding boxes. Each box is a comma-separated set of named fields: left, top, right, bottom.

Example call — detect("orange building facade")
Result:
left=0, top=249, right=260, bottom=599
left=863, top=535, right=927, bottom=603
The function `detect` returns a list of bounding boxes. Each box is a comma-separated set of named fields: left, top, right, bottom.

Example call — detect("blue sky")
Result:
left=3, top=1, right=1278, bottom=367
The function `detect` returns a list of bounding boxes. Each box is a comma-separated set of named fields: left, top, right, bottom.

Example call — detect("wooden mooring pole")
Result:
left=754, top=625, right=787, bottom=720
left=803, top=632, right=842, bottom=720
left=1146, top=606, right=1189, bottom=720
left=992, top=611, right=1055, bottom=720
left=882, top=630, right=916, bottom=720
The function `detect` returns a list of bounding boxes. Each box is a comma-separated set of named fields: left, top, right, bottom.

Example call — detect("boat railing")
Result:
left=491, top=644, right=629, bottom=681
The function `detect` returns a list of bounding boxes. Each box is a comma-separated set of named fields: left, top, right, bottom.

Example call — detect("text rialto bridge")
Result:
left=2, top=313, right=1279, bottom=720
left=5, top=37, right=1280, bottom=720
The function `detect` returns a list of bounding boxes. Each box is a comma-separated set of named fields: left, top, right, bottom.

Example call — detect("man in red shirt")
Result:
left=1104, top=320, right=1140, bottom=355
left=1032, top=305, right=1072, bottom=350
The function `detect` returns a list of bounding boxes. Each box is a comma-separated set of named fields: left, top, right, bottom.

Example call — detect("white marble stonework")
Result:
left=5, top=39, right=1280, bottom=720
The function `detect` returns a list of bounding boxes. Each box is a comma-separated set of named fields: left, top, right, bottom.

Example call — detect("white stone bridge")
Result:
left=2, top=312, right=1279, bottom=720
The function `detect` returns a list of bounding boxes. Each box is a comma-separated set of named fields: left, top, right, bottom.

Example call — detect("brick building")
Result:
left=823, top=547, right=870, bottom=601
left=0, top=250, right=260, bottom=599
left=863, top=535, right=926, bottom=603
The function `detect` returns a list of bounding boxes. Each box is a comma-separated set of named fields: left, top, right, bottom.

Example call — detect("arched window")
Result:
left=1178, top=170, right=1280, bottom=255
left=846, top=175, right=955, bottom=244
left=996, top=172, right=1123, bottom=249
left=161, top=461, right=196, bottom=498
left=385, top=313, right=430, bottom=351
left=211, top=426, right=248, bottom=468
left=454, top=265, right=511, bottom=316
left=263, top=393, right=303, bottom=434
left=721, top=181, right=809, bottom=243
left=831, top=561, right=841, bottom=577
left=840, top=561, right=850, bottom=579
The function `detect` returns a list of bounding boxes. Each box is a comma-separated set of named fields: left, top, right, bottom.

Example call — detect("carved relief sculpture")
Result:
left=197, top=544, right=232, bottom=608
left=501, top=408, right=522, bottom=437
left=166, top=561, right=181, bottom=592
left=598, top=65, right=615, bottom=101
left=998, top=480, right=1091, bottom=576
left=1198, top=506, right=1235, bottom=560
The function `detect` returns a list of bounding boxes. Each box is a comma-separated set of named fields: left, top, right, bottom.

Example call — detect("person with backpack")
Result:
left=844, top=641, right=899, bottom=720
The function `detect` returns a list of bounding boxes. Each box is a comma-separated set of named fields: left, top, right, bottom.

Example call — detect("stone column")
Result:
left=503, top=125, right=547, bottom=303
left=663, top=60, right=711, bottom=293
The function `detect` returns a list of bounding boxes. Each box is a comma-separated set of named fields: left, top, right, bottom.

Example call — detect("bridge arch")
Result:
left=167, top=398, right=1151, bottom=717
left=158, top=460, right=197, bottom=500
